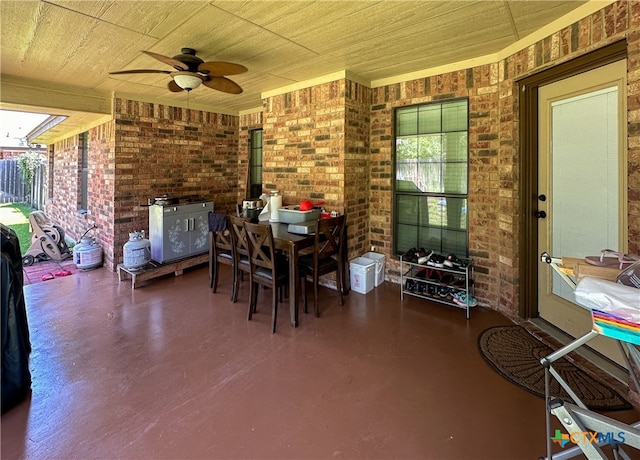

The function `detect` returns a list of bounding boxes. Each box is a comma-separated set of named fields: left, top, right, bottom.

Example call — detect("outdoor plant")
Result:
left=16, top=150, right=46, bottom=185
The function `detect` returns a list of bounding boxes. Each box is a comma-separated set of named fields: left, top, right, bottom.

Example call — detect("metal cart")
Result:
left=540, top=252, right=640, bottom=459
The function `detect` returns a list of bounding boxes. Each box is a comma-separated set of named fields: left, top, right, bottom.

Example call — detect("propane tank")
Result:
left=123, top=231, right=151, bottom=270
left=73, top=228, right=103, bottom=270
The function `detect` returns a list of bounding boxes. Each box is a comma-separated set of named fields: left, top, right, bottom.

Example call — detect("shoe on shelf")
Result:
left=443, top=253, right=461, bottom=268
left=440, top=273, right=454, bottom=284
left=417, top=248, right=434, bottom=264
left=427, top=269, right=441, bottom=282
left=427, top=253, right=445, bottom=268
left=452, top=292, right=477, bottom=307
left=403, top=248, right=418, bottom=264
left=415, top=267, right=427, bottom=279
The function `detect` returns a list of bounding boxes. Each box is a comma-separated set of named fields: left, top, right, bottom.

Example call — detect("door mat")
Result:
left=478, top=325, right=632, bottom=411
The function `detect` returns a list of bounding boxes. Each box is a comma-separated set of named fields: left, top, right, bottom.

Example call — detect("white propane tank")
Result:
left=73, top=235, right=103, bottom=270
left=123, top=231, right=151, bottom=270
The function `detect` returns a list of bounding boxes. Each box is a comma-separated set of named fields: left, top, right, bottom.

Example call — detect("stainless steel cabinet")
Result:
left=149, top=201, right=213, bottom=264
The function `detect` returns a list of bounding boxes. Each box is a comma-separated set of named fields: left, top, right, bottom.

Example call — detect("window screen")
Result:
left=394, top=99, right=469, bottom=258
left=249, top=129, right=262, bottom=199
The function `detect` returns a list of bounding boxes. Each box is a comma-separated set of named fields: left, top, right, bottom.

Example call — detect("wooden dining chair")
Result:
left=228, top=215, right=252, bottom=303
left=298, top=215, right=346, bottom=317
left=243, top=221, right=293, bottom=333
left=208, top=212, right=234, bottom=299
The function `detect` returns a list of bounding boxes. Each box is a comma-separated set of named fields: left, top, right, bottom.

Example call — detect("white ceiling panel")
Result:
left=0, top=0, right=608, bottom=143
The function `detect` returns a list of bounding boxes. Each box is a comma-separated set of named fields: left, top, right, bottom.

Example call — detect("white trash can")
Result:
left=362, top=252, right=386, bottom=287
left=349, top=257, right=375, bottom=294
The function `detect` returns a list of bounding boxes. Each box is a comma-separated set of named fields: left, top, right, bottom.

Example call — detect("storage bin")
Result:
left=278, top=205, right=321, bottom=224
left=349, top=257, right=375, bottom=294
left=362, top=252, right=386, bottom=287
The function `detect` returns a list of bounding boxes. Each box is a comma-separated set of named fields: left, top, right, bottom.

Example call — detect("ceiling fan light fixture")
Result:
left=172, top=72, right=202, bottom=91
left=110, top=49, right=244, bottom=94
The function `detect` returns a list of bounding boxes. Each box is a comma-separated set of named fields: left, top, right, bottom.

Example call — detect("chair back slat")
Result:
left=229, top=215, right=251, bottom=260
left=244, top=222, right=276, bottom=272
left=315, top=215, right=345, bottom=264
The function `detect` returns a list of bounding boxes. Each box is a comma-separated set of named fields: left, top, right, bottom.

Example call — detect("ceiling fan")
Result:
left=109, top=48, right=247, bottom=94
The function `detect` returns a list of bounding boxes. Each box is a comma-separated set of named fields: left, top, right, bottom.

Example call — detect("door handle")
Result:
left=535, top=210, right=547, bottom=219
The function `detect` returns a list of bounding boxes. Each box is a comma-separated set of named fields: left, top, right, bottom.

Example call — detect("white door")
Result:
left=537, top=60, right=627, bottom=363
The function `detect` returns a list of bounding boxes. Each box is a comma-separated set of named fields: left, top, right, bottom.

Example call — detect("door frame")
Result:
left=517, top=40, right=627, bottom=319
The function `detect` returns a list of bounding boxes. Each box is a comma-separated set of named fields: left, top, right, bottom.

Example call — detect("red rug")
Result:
left=22, top=259, right=79, bottom=286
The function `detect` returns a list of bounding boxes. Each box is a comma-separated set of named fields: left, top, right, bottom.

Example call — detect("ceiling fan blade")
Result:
left=203, top=76, right=243, bottom=94
left=110, top=69, right=172, bottom=75
left=198, top=61, right=247, bottom=76
left=142, top=50, right=188, bottom=71
left=168, top=80, right=184, bottom=92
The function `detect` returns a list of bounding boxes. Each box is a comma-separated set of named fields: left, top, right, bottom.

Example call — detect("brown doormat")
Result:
left=478, top=325, right=632, bottom=411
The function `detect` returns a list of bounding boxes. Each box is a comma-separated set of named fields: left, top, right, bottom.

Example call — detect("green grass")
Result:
left=0, top=202, right=35, bottom=255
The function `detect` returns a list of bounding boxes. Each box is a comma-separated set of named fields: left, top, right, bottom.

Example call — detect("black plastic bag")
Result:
left=1, top=224, right=32, bottom=413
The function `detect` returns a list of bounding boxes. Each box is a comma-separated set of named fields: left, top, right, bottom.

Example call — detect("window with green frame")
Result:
left=249, top=129, right=262, bottom=199
left=393, top=99, right=469, bottom=258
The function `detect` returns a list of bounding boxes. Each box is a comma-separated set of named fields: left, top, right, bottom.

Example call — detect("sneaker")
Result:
left=427, top=269, right=441, bottom=282
left=438, top=286, right=451, bottom=298
left=452, top=292, right=477, bottom=307
left=427, top=254, right=445, bottom=268
left=405, top=279, right=415, bottom=292
left=417, top=248, right=434, bottom=264
left=440, top=273, right=454, bottom=285
left=402, top=248, right=418, bottom=264
left=443, top=253, right=461, bottom=268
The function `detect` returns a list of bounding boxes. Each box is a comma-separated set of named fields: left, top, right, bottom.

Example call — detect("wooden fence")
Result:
left=0, top=159, right=45, bottom=209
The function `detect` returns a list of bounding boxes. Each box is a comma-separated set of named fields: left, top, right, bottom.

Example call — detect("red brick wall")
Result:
left=47, top=100, right=240, bottom=270
left=344, top=81, right=372, bottom=259
left=88, top=122, right=116, bottom=266
left=263, top=81, right=346, bottom=209
left=370, top=0, right=639, bottom=316
left=110, top=99, right=239, bottom=269
left=46, top=123, right=117, bottom=269
left=47, top=135, right=81, bottom=229
left=626, top=3, right=640, bottom=256
left=262, top=79, right=374, bottom=261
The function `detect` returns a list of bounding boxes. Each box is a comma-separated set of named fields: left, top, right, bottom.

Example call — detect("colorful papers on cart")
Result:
left=591, top=310, right=640, bottom=345
left=575, top=276, right=640, bottom=345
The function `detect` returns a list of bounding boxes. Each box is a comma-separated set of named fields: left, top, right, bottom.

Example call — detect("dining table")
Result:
left=261, top=220, right=349, bottom=328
